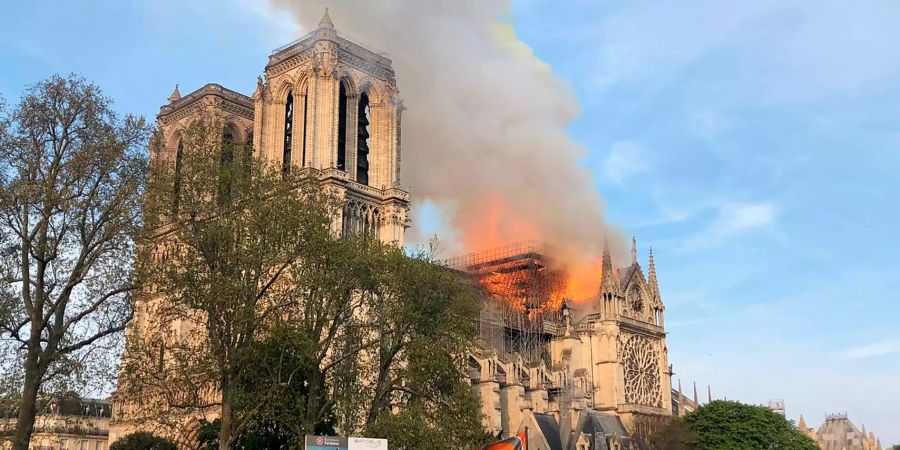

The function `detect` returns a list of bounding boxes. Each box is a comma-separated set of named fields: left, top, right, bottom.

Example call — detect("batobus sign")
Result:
left=305, top=435, right=388, bottom=450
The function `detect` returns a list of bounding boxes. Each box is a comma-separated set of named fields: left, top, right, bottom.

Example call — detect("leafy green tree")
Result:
left=122, top=120, right=486, bottom=449
left=109, top=432, right=177, bottom=450
left=366, top=383, right=492, bottom=450
left=120, top=121, right=336, bottom=450
left=0, top=75, right=149, bottom=450
left=651, top=401, right=819, bottom=450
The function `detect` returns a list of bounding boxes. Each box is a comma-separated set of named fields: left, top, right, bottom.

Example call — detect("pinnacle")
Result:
left=319, top=7, right=335, bottom=29
left=631, top=236, right=637, bottom=265
left=168, top=84, right=181, bottom=103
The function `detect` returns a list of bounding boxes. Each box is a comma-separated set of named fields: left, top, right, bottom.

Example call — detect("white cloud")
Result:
left=709, top=201, right=778, bottom=236
left=682, top=201, right=779, bottom=250
left=582, top=0, right=900, bottom=104
left=603, top=140, right=650, bottom=185
left=839, top=341, right=900, bottom=360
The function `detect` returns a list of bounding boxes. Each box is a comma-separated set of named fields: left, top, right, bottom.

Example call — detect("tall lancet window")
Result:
left=356, top=92, right=370, bottom=185
left=337, top=83, right=348, bottom=171
left=283, top=91, right=294, bottom=174
left=243, top=131, right=253, bottom=181
left=173, top=141, right=184, bottom=213
left=219, top=128, right=235, bottom=204
left=301, top=86, right=308, bottom=167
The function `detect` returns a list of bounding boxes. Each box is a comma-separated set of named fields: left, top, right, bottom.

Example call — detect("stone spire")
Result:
left=168, top=84, right=181, bottom=103
left=693, top=382, right=698, bottom=405
left=599, top=238, right=619, bottom=295
left=677, top=379, right=685, bottom=416
left=319, top=7, right=334, bottom=29
left=648, top=247, right=660, bottom=300
left=708, top=385, right=712, bottom=403
left=631, top=236, right=637, bottom=265
left=798, top=414, right=807, bottom=430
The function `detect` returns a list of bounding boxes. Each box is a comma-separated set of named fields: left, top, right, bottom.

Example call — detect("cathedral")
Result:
left=456, top=239, right=675, bottom=450
left=111, top=10, right=678, bottom=450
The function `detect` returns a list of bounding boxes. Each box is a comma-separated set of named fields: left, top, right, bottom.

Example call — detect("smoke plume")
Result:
left=268, top=0, right=621, bottom=299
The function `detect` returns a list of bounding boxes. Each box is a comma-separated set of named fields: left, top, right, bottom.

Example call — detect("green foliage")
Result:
left=0, top=74, right=149, bottom=450
left=125, top=121, right=485, bottom=449
left=365, top=383, right=492, bottom=450
left=652, top=401, right=819, bottom=450
left=109, top=432, right=177, bottom=450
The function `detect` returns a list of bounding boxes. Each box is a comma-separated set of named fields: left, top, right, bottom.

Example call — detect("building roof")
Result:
left=533, top=413, right=563, bottom=450
left=817, top=414, right=866, bottom=450
left=158, top=83, right=253, bottom=121
left=1, top=396, right=111, bottom=419
left=567, top=411, right=632, bottom=450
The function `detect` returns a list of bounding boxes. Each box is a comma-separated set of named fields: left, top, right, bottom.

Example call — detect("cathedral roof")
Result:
left=567, top=411, right=632, bottom=450
left=533, top=413, right=562, bottom=450
left=158, top=83, right=253, bottom=121
left=618, top=264, right=640, bottom=288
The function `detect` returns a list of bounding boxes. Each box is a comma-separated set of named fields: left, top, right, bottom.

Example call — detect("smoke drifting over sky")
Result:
left=270, top=0, right=621, bottom=295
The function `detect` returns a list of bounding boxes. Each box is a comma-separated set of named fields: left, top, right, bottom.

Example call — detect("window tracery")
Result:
left=621, top=334, right=662, bottom=407
left=629, top=286, right=643, bottom=313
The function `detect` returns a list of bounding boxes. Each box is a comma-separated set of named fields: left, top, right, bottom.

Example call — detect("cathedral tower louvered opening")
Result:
left=356, top=92, right=370, bottom=185
left=282, top=90, right=294, bottom=174
left=337, top=82, right=348, bottom=171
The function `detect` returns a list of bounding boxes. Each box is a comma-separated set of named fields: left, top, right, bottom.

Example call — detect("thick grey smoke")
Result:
left=268, top=0, right=618, bottom=295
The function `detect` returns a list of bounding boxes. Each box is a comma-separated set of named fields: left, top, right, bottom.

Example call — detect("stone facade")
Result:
left=150, top=8, right=409, bottom=246
left=1, top=398, right=110, bottom=450
left=464, top=240, right=673, bottom=450
left=110, top=10, right=409, bottom=445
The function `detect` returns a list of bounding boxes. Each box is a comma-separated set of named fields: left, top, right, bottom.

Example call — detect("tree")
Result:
left=120, top=121, right=339, bottom=450
left=651, top=401, right=819, bottom=450
left=121, top=121, right=486, bottom=449
left=109, top=431, right=177, bottom=450
left=0, top=75, right=149, bottom=450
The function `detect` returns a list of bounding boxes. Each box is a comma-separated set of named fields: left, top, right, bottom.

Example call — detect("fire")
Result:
left=458, top=191, right=605, bottom=304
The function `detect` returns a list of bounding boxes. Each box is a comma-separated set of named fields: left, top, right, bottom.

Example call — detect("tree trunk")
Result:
left=219, top=381, right=234, bottom=450
left=11, top=352, right=42, bottom=450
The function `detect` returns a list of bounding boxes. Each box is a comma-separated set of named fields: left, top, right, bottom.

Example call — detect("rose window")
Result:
left=621, top=334, right=662, bottom=407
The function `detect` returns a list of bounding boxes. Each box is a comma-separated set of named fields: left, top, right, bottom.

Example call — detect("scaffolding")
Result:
left=448, top=242, right=567, bottom=364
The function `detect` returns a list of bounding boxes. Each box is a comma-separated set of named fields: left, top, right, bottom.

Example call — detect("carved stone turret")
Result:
left=167, top=85, right=181, bottom=103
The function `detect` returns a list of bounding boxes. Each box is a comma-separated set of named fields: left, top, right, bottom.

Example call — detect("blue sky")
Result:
left=2, top=0, right=898, bottom=443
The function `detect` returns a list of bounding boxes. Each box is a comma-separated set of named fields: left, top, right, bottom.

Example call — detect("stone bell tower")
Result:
left=254, top=8, right=409, bottom=244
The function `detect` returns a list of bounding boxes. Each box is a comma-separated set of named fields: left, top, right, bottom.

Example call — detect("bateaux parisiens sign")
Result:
left=305, top=435, right=388, bottom=450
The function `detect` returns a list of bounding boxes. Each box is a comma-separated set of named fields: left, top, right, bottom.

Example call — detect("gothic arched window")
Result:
left=243, top=131, right=253, bottom=181
left=219, top=127, right=236, bottom=204
left=283, top=91, right=294, bottom=174
left=356, top=92, right=370, bottom=185
left=630, top=286, right=643, bottom=313
left=301, top=86, right=308, bottom=167
left=173, top=140, right=184, bottom=213
left=337, top=82, right=348, bottom=171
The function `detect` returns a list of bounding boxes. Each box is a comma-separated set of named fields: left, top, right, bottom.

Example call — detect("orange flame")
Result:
left=459, top=192, right=603, bottom=304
